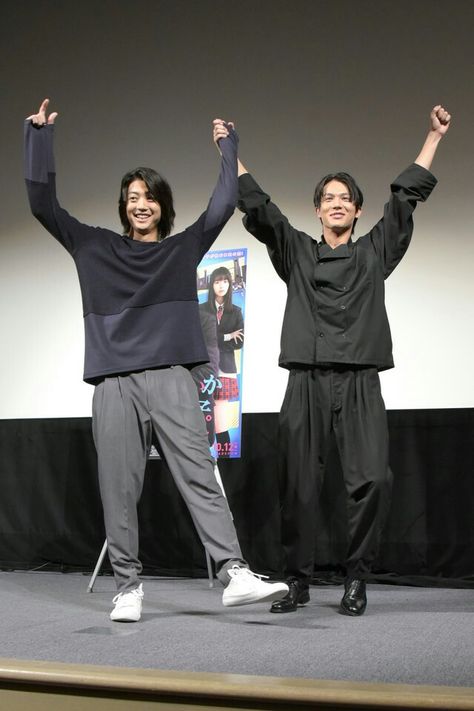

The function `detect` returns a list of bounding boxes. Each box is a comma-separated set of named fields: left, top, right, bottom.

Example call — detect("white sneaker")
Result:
left=222, top=566, right=289, bottom=607
left=110, top=583, right=144, bottom=622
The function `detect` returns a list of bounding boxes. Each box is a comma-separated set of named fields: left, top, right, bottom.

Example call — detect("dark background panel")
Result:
left=0, top=411, right=472, bottom=587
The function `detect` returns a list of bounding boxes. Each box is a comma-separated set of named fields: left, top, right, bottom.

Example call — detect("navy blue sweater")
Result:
left=24, top=122, right=238, bottom=383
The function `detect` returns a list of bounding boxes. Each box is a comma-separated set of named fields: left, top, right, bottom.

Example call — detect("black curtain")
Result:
left=0, top=411, right=472, bottom=586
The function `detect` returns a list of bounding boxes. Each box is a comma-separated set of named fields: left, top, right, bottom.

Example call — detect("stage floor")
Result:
left=1, top=571, right=473, bottom=687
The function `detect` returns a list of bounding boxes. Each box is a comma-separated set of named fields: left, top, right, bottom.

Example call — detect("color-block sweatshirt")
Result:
left=24, top=121, right=238, bottom=383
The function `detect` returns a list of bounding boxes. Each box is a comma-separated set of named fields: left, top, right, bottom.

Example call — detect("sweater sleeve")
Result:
left=24, top=121, right=98, bottom=256
left=188, top=127, right=239, bottom=259
left=237, top=173, right=299, bottom=283
left=361, top=163, right=437, bottom=278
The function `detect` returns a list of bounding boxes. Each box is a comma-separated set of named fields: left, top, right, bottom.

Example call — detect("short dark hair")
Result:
left=118, top=167, right=175, bottom=240
left=207, top=266, right=234, bottom=311
left=313, top=172, right=364, bottom=210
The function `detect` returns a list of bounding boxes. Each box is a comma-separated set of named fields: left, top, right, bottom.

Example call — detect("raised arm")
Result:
left=237, top=158, right=300, bottom=283
left=24, top=98, right=95, bottom=255
left=237, top=159, right=248, bottom=176
left=24, top=98, right=58, bottom=185
left=193, top=119, right=238, bottom=256
left=414, top=105, right=451, bottom=171
left=362, top=106, right=450, bottom=277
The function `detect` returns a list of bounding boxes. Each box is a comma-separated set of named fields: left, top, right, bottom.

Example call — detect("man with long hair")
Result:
left=24, top=99, right=288, bottom=622
left=234, top=106, right=451, bottom=616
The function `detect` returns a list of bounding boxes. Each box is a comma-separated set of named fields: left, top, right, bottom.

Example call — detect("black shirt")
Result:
left=237, top=164, right=436, bottom=371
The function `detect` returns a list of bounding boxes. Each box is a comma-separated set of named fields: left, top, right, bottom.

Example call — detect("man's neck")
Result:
left=131, top=229, right=159, bottom=243
left=322, top=227, right=352, bottom=249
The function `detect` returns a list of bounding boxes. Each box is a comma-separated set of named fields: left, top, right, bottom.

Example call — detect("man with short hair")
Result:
left=24, top=99, right=288, bottom=622
left=233, top=106, right=451, bottom=615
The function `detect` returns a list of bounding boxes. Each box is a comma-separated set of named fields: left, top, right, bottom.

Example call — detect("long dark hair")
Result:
left=118, top=167, right=175, bottom=240
left=207, top=267, right=233, bottom=312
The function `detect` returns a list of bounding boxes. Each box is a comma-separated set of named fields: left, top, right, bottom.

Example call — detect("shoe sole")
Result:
left=110, top=607, right=142, bottom=622
left=223, top=586, right=288, bottom=607
left=338, top=606, right=366, bottom=617
left=110, top=614, right=141, bottom=622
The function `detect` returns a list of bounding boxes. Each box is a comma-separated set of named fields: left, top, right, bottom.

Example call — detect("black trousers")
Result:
left=279, top=366, right=393, bottom=584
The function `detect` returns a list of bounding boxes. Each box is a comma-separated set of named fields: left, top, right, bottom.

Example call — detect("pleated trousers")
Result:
left=279, top=366, right=393, bottom=584
left=92, top=366, right=243, bottom=592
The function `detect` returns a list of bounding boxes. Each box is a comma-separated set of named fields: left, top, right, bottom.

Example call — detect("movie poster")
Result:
left=195, top=248, right=247, bottom=459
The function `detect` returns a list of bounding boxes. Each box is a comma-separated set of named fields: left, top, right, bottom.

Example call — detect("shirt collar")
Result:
left=317, top=238, right=353, bottom=261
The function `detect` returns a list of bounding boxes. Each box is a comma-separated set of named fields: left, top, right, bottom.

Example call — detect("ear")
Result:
left=315, top=206, right=322, bottom=221
left=355, top=207, right=362, bottom=218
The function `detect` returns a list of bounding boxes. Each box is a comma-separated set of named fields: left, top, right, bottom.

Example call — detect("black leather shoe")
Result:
left=339, top=579, right=367, bottom=616
left=270, top=579, right=310, bottom=613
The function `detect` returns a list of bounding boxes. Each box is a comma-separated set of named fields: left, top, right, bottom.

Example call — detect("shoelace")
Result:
left=228, top=565, right=269, bottom=580
left=112, top=587, right=143, bottom=605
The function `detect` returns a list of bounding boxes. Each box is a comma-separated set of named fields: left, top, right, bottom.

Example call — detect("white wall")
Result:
left=1, top=0, right=472, bottom=418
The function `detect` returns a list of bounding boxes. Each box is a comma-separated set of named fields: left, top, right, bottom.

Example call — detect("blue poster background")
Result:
left=196, top=248, right=247, bottom=459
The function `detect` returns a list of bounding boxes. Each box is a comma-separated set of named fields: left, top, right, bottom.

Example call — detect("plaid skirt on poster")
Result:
left=214, top=376, right=239, bottom=401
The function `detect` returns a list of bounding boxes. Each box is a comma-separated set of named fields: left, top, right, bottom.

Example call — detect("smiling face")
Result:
left=316, top=179, right=361, bottom=238
left=126, top=180, right=162, bottom=241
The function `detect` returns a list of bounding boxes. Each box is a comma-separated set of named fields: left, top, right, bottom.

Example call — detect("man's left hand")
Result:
left=430, top=105, right=451, bottom=136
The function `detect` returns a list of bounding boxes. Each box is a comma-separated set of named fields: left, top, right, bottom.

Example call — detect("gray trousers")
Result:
left=92, top=367, right=244, bottom=592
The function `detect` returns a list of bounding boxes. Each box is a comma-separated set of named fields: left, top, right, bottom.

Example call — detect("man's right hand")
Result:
left=26, top=98, right=58, bottom=126
left=212, top=118, right=235, bottom=155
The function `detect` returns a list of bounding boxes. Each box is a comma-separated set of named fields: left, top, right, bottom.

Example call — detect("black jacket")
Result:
left=199, top=301, right=243, bottom=374
left=237, top=164, right=436, bottom=372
